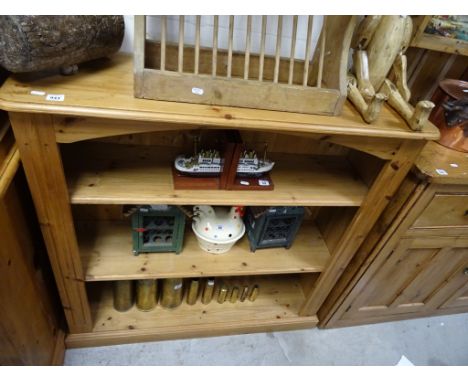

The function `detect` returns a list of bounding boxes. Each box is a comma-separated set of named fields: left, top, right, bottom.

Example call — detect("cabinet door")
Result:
left=342, top=236, right=468, bottom=322
left=0, top=169, right=64, bottom=365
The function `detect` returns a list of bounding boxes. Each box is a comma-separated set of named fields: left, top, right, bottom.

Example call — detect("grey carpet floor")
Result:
left=64, top=312, right=468, bottom=365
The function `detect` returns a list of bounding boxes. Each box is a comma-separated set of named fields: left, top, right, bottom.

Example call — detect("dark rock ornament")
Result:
left=0, top=15, right=124, bottom=74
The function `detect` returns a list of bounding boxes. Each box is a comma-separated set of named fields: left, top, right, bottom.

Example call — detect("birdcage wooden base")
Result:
left=137, top=69, right=343, bottom=115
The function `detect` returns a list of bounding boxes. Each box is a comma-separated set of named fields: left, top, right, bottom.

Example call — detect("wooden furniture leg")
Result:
left=9, top=113, right=92, bottom=333
left=299, top=139, right=426, bottom=316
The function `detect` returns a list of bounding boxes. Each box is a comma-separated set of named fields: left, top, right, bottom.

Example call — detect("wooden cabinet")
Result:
left=340, top=236, right=468, bottom=322
left=0, top=118, right=64, bottom=365
left=321, top=142, right=468, bottom=328
left=0, top=54, right=438, bottom=347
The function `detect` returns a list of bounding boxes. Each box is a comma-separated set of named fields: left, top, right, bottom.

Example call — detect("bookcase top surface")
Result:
left=0, top=54, right=439, bottom=141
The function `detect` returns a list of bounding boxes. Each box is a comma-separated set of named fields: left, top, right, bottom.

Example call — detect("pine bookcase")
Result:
left=0, top=54, right=439, bottom=347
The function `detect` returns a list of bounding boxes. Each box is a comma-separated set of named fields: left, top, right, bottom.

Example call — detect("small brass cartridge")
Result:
left=239, top=285, right=249, bottom=302
left=201, top=278, right=215, bottom=304
left=217, top=285, right=228, bottom=303
left=229, top=286, right=239, bottom=303
left=186, top=279, right=200, bottom=305
left=248, top=284, right=259, bottom=302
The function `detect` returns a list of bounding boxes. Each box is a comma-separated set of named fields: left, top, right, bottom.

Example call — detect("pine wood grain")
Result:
left=66, top=275, right=318, bottom=348
left=76, top=220, right=330, bottom=281
left=318, top=175, right=424, bottom=327
left=53, top=115, right=401, bottom=160
left=339, top=237, right=468, bottom=322
left=0, top=120, right=15, bottom=165
left=0, top=175, right=63, bottom=364
left=62, top=142, right=368, bottom=207
left=9, top=112, right=92, bottom=333
left=414, top=142, right=468, bottom=185
left=1, top=47, right=441, bottom=344
left=0, top=147, right=20, bottom=199
left=0, top=55, right=439, bottom=141
left=412, top=193, right=468, bottom=228
left=299, top=139, right=426, bottom=316
left=320, top=160, right=468, bottom=328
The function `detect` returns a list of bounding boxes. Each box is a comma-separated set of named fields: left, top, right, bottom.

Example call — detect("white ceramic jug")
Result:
left=192, top=205, right=245, bottom=254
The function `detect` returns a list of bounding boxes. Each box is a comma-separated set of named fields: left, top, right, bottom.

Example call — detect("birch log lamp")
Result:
left=0, top=16, right=124, bottom=74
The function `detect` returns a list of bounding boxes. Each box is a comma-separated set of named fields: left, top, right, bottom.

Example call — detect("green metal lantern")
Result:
left=131, top=205, right=185, bottom=255
left=245, top=206, right=305, bottom=252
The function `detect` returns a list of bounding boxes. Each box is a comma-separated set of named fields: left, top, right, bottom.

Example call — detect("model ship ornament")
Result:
left=236, top=149, right=275, bottom=177
left=175, top=149, right=223, bottom=176
left=174, top=142, right=275, bottom=178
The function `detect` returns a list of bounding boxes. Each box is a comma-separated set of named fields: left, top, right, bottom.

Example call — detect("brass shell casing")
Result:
left=201, top=278, right=215, bottom=305
left=186, top=279, right=200, bottom=305
left=113, top=280, right=134, bottom=312
left=160, top=278, right=184, bottom=309
left=217, top=285, right=228, bottom=303
left=239, top=285, right=249, bottom=302
left=229, top=286, right=239, bottom=303
left=136, top=279, right=158, bottom=312
left=249, top=285, right=259, bottom=302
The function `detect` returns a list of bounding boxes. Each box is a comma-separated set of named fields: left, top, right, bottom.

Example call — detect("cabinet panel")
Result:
left=438, top=268, right=468, bottom=310
left=0, top=170, right=64, bottom=365
left=412, top=194, right=468, bottom=228
left=322, top=145, right=468, bottom=328
left=342, top=236, right=468, bottom=321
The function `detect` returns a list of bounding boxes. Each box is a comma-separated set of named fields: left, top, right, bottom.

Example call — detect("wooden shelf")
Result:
left=66, top=276, right=318, bottom=347
left=63, top=142, right=368, bottom=206
left=77, top=219, right=331, bottom=281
